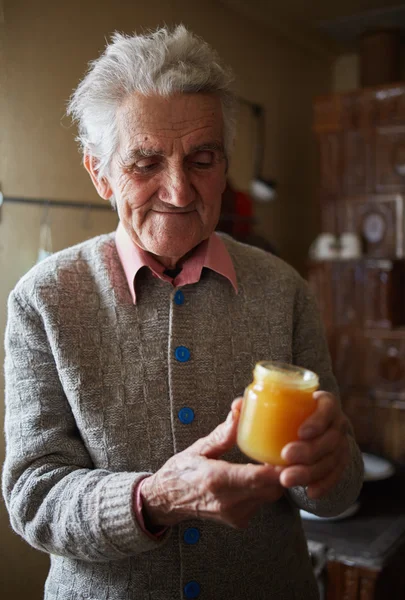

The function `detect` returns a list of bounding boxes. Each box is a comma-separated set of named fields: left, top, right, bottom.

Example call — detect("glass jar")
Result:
left=237, top=361, right=319, bottom=466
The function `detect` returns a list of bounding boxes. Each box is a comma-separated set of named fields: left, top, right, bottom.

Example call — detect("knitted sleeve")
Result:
left=2, top=290, right=170, bottom=561
left=286, top=279, right=364, bottom=517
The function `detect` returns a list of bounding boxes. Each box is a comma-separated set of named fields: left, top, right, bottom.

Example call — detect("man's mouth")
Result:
left=152, top=209, right=195, bottom=214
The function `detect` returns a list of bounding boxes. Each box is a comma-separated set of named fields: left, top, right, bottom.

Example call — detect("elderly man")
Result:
left=3, top=26, right=363, bottom=600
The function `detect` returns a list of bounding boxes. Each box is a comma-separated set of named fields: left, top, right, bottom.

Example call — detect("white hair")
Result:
left=67, top=25, right=237, bottom=190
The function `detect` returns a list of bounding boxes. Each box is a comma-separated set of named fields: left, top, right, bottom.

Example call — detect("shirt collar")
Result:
left=115, top=221, right=238, bottom=304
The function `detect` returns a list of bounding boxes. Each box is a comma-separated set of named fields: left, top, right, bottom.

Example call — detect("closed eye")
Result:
left=132, top=157, right=161, bottom=173
left=188, top=150, right=214, bottom=168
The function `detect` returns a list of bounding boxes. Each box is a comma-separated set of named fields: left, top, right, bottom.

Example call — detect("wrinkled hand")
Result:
left=280, top=391, right=350, bottom=499
left=141, top=399, right=283, bottom=529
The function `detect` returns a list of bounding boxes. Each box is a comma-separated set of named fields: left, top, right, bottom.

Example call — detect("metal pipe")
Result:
left=1, top=195, right=114, bottom=211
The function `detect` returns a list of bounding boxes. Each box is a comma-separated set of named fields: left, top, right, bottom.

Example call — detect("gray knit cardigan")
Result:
left=3, top=232, right=363, bottom=600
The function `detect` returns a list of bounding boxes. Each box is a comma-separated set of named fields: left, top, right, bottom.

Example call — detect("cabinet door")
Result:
left=344, top=130, right=373, bottom=196
left=314, top=94, right=342, bottom=132
left=334, top=329, right=370, bottom=389
left=332, top=262, right=362, bottom=328
left=343, top=195, right=404, bottom=259
left=341, top=91, right=374, bottom=198
left=390, top=403, right=405, bottom=463
left=372, top=399, right=405, bottom=464
left=373, top=84, right=405, bottom=127
left=318, top=133, right=342, bottom=233
left=307, top=262, right=334, bottom=332
left=327, top=562, right=378, bottom=600
left=360, top=575, right=377, bottom=600
left=343, top=390, right=375, bottom=448
left=320, top=196, right=339, bottom=234
left=310, top=260, right=405, bottom=334
left=363, top=261, right=405, bottom=329
left=375, top=126, right=405, bottom=194
left=318, top=133, right=342, bottom=196
left=365, top=332, right=405, bottom=461
left=365, top=334, right=405, bottom=394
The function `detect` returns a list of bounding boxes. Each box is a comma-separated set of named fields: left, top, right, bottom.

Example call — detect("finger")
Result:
left=298, top=392, right=339, bottom=440
left=224, top=461, right=282, bottom=492
left=231, top=397, right=243, bottom=412
left=279, top=448, right=341, bottom=488
left=192, top=408, right=239, bottom=458
left=196, top=460, right=282, bottom=512
left=281, top=426, right=342, bottom=465
left=191, top=397, right=244, bottom=459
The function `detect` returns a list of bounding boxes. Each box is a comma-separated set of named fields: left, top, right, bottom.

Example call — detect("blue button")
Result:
left=174, top=290, right=185, bottom=305
left=178, top=407, right=195, bottom=424
left=183, top=528, right=200, bottom=545
left=184, top=581, right=200, bottom=599
left=175, top=346, right=190, bottom=362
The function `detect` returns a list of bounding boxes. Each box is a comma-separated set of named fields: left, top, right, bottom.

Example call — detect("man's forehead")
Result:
left=117, top=92, right=223, bottom=141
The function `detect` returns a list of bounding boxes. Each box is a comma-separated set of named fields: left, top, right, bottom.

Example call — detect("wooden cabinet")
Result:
left=343, top=195, right=404, bottom=259
left=308, top=260, right=405, bottom=331
left=373, top=84, right=405, bottom=126
left=365, top=330, right=405, bottom=395
left=363, top=261, right=405, bottom=328
left=312, top=83, right=405, bottom=467
left=343, top=130, right=373, bottom=196
left=375, top=126, right=405, bottom=194
left=326, top=554, right=405, bottom=600
left=314, top=83, right=405, bottom=199
left=326, top=562, right=379, bottom=600
left=365, top=330, right=405, bottom=462
left=318, top=133, right=342, bottom=197
left=307, top=262, right=334, bottom=331
left=310, top=81, right=405, bottom=600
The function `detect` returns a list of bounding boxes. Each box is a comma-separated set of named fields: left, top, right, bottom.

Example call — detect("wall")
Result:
left=332, top=48, right=405, bottom=93
left=0, top=0, right=332, bottom=597
left=333, top=52, right=360, bottom=92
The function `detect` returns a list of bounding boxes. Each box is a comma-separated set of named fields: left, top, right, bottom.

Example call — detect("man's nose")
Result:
left=161, top=165, right=195, bottom=207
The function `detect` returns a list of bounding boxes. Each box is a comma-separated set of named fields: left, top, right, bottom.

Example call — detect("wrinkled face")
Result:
left=103, top=92, right=227, bottom=266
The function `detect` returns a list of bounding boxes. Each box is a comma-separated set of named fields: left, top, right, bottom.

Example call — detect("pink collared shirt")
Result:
left=115, top=222, right=238, bottom=302
left=115, top=222, right=238, bottom=538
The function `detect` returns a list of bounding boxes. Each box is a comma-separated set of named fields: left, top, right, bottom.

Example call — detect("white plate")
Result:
left=362, top=453, right=395, bottom=482
left=300, top=501, right=360, bottom=522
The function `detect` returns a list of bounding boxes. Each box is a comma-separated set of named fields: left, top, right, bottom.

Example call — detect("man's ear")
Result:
left=83, top=154, right=113, bottom=200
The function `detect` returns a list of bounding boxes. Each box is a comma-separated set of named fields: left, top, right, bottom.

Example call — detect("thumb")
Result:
left=192, top=404, right=241, bottom=459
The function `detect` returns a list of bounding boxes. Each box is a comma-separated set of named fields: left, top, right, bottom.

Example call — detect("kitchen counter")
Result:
left=303, top=472, right=405, bottom=599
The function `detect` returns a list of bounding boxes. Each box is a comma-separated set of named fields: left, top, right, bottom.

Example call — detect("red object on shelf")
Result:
left=233, top=190, right=253, bottom=237
left=219, top=181, right=253, bottom=237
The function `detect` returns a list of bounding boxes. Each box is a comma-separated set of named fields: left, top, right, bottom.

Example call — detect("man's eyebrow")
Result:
left=121, top=147, right=165, bottom=163
left=121, top=141, right=225, bottom=165
left=188, top=142, right=225, bottom=154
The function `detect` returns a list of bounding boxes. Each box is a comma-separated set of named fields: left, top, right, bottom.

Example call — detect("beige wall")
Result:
left=333, top=52, right=360, bottom=92
left=0, top=1, right=331, bottom=597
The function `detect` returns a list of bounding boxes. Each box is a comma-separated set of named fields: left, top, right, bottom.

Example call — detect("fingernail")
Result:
left=281, top=443, right=295, bottom=462
left=282, top=448, right=297, bottom=463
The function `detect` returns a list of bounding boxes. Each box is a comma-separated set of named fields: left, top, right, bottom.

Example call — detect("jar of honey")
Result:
left=237, top=361, right=319, bottom=466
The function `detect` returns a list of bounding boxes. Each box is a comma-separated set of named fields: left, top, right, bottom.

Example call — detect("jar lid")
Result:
left=254, top=361, right=319, bottom=390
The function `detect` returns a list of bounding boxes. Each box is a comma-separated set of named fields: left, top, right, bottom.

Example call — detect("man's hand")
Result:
left=279, top=391, right=350, bottom=499
left=140, top=399, right=283, bottom=529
